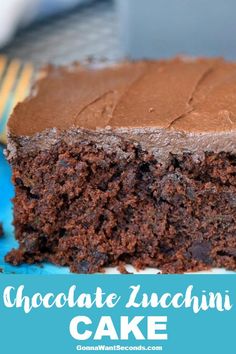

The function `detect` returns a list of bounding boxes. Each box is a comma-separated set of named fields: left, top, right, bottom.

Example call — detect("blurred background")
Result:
left=0, top=0, right=121, bottom=67
left=1, top=0, right=236, bottom=66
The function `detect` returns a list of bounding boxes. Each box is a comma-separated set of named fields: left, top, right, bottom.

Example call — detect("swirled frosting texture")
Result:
left=8, top=58, right=236, bottom=137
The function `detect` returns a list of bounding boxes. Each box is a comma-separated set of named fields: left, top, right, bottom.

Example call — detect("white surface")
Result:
left=104, top=266, right=234, bottom=275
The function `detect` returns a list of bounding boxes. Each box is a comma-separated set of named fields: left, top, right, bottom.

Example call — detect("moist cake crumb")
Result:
left=5, top=57, right=236, bottom=273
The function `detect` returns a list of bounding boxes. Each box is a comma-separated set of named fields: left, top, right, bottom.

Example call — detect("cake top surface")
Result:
left=8, top=57, right=236, bottom=136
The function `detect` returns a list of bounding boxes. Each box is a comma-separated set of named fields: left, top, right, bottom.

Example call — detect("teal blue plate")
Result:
left=0, top=146, right=70, bottom=274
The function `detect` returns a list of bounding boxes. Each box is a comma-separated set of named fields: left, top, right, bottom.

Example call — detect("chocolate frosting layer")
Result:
left=8, top=57, right=236, bottom=136
left=7, top=58, right=236, bottom=164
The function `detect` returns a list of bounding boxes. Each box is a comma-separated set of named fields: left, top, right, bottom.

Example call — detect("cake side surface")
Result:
left=5, top=132, right=236, bottom=273
left=5, top=57, right=236, bottom=273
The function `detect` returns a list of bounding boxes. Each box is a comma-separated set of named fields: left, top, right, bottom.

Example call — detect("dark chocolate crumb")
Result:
left=5, top=140, right=236, bottom=274
left=188, top=241, right=211, bottom=263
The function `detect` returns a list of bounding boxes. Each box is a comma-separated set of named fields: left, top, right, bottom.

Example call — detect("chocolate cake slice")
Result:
left=5, top=58, right=236, bottom=273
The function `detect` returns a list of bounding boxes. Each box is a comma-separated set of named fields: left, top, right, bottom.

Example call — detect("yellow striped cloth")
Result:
left=0, top=55, right=34, bottom=144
